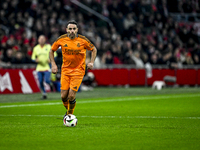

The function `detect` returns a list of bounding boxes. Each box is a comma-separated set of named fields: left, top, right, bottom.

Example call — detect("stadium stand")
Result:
left=0, top=0, right=200, bottom=69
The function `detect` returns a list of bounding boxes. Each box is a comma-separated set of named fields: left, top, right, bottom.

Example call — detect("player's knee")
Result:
left=68, top=95, right=75, bottom=101
left=61, top=90, right=69, bottom=101
left=61, top=93, right=67, bottom=100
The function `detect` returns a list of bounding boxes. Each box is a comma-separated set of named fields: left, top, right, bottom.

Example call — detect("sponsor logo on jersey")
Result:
left=64, top=49, right=81, bottom=55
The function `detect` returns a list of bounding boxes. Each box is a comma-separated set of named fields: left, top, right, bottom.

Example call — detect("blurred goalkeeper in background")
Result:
left=31, top=35, right=57, bottom=99
left=49, top=20, right=97, bottom=116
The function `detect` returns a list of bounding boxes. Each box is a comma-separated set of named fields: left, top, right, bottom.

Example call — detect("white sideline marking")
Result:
left=0, top=94, right=200, bottom=108
left=0, top=114, right=199, bottom=120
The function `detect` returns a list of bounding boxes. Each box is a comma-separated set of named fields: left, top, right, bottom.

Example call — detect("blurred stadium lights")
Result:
left=70, top=0, right=113, bottom=27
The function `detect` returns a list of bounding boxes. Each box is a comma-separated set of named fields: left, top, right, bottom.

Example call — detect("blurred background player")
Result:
left=49, top=20, right=97, bottom=116
left=31, top=35, right=57, bottom=99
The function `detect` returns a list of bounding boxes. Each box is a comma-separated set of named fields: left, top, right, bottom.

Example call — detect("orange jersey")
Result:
left=51, top=34, right=94, bottom=75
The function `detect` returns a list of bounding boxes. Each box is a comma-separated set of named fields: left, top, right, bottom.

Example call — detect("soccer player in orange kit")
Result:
left=49, top=20, right=97, bottom=117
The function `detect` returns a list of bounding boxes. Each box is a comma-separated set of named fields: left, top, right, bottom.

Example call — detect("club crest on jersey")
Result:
left=77, top=43, right=80, bottom=47
left=63, top=44, right=68, bottom=47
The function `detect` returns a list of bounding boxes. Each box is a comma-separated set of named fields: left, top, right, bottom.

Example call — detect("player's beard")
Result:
left=69, top=33, right=75, bottom=39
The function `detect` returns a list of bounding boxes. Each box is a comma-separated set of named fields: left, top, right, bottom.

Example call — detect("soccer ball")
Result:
left=63, top=114, right=78, bottom=127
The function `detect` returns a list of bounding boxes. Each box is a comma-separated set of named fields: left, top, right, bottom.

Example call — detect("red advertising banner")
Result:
left=1, top=68, right=199, bottom=94
left=90, top=68, right=200, bottom=86
left=0, top=69, right=41, bottom=94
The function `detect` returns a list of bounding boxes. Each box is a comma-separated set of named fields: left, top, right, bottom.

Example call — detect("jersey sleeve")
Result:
left=51, top=40, right=60, bottom=51
left=84, top=38, right=94, bottom=51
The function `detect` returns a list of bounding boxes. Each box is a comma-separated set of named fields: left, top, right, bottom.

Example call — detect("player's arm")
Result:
left=31, top=47, right=42, bottom=64
left=31, top=48, right=37, bottom=62
left=49, top=49, right=58, bottom=74
left=87, top=46, right=97, bottom=70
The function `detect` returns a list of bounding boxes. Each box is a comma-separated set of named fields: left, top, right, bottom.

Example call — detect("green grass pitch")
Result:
left=0, top=87, right=200, bottom=150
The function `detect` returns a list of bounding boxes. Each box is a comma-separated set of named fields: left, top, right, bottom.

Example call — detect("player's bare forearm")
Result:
left=49, top=49, right=58, bottom=74
left=87, top=47, right=97, bottom=70
left=49, top=49, right=56, bottom=65
left=91, top=47, right=97, bottom=63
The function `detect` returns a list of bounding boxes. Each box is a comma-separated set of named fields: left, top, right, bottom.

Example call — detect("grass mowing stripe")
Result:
left=0, top=114, right=200, bottom=120
left=0, top=93, right=200, bottom=108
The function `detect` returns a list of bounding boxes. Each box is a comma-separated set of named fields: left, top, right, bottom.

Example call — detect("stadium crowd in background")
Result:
left=1, top=0, right=200, bottom=69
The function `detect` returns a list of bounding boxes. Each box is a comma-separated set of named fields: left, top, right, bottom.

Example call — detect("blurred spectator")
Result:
left=0, top=0, right=200, bottom=68
left=123, top=13, right=136, bottom=31
left=178, top=26, right=189, bottom=44
left=169, top=48, right=183, bottom=69
left=12, top=51, right=25, bottom=64
left=102, top=51, right=113, bottom=64
left=2, top=49, right=14, bottom=65
left=129, top=50, right=144, bottom=68
left=150, top=53, right=159, bottom=65
left=183, top=52, right=194, bottom=65
left=0, top=38, right=7, bottom=54
left=7, top=35, right=16, bottom=47
left=193, top=54, right=200, bottom=65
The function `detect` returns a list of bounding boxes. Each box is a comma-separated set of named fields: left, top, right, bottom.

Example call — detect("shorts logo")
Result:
left=77, top=43, right=80, bottom=47
left=63, top=44, right=68, bottom=47
left=73, top=86, right=77, bottom=90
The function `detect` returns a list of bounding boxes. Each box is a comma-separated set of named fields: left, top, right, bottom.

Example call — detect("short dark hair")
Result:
left=67, top=20, right=78, bottom=28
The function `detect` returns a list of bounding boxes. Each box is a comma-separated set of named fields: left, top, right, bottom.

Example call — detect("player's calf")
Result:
left=67, top=98, right=76, bottom=114
left=62, top=98, right=69, bottom=110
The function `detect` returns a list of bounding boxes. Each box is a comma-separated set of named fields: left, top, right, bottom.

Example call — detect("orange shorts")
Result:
left=60, top=74, right=84, bottom=92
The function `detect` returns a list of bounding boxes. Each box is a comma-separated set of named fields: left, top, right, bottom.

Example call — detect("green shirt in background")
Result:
left=31, top=44, right=57, bottom=71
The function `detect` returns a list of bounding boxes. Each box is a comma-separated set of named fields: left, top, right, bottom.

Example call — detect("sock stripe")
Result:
left=62, top=98, right=69, bottom=102
left=69, top=99, right=76, bottom=104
